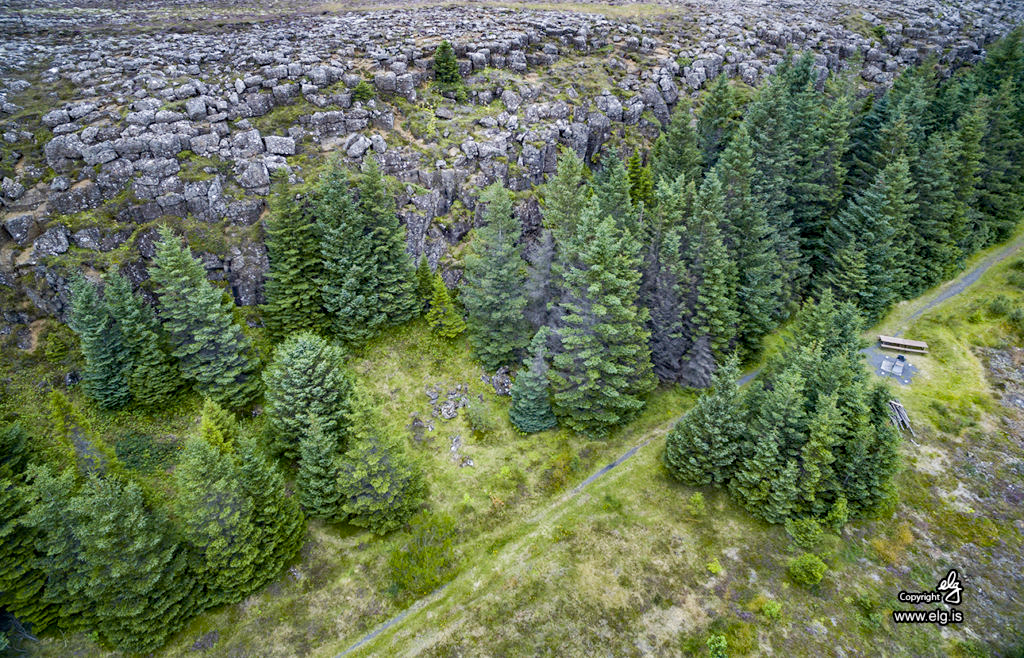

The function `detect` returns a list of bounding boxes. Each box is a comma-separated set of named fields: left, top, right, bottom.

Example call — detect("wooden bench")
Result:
left=878, top=335, right=928, bottom=354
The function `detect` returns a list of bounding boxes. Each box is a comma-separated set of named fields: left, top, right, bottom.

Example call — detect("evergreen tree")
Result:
left=912, top=134, right=960, bottom=287
left=977, top=79, right=1024, bottom=246
left=0, top=423, right=56, bottom=632
left=651, top=100, right=702, bottom=185
left=297, top=416, right=344, bottom=520
left=102, top=272, right=180, bottom=407
left=697, top=73, right=740, bottom=171
left=727, top=425, right=782, bottom=518
left=67, top=474, right=197, bottom=653
left=22, top=465, right=93, bottom=634
left=818, top=240, right=871, bottom=309
left=318, top=160, right=418, bottom=344
left=263, top=332, right=353, bottom=460
left=263, top=179, right=327, bottom=338
left=549, top=199, right=656, bottom=437
left=415, top=253, right=434, bottom=311
left=742, top=77, right=805, bottom=304
left=678, top=334, right=718, bottom=390
left=714, top=123, right=783, bottom=356
left=338, top=393, right=424, bottom=534
left=462, top=183, right=531, bottom=370
left=509, top=328, right=558, bottom=434
left=689, top=175, right=738, bottom=357
left=150, top=226, right=261, bottom=409
left=797, top=392, right=840, bottom=516
left=541, top=148, right=588, bottom=247
left=433, top=39, right=461, bottom=86
left=626, top=150, right=654, bottom=209
left=948, top=96, right=986, bottom=256
left=664, top=356, right=743, bottom=485
left=198, top=398, right=240, bottom=453
left=425, top=272, right=466, bottom=339
left=524, top=228, right=559, bottom=330
left=824, top=156, right=916, bottom=320
left=173, top=436, right=259, bottom=608
left=68, top=276, right=130, bottom=410
left=642, top=176, right=695, bottom=383
left=592, top=149, right=639, bottom=241
left=356, top=157, right=420, bottom=325
left=235, top=435, right=305, bottom=579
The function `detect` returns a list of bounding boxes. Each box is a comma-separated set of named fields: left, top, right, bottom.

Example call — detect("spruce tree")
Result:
left=541, top=148, right=587, bottom=247
left=338, top=393, right=424, bottom=534
left=433, top=39, right=461, bottom=86
left=713, top=123, right=783, bottom=356
left=689, top=175, right=738, bottom=357
left=150, top=226, right=261, bottom=409
left=173, top=436, right=259, bottom=608
left=22, top=465, right=93, bottom=634
left=727, top=425, right=782, bottom=518
left=425, top=272, right=466, bottom=339
left=641, top=176, right=695, bottom=383
left=263, top=332, right=353, bottom=460
left=626, top=150, right=654, bottom=209
left=651, top=100, right=702, bottom=185
left=911, top=134, right=959, bottom=287
left=263, top=179, right=327, bottom=338
left=949, top=96, right=986, bottom=255
left=198, top=398, right=240, bottom=453
left=797, top=392, right=840, bottom=517
left=318, top=160, right=418, bottom=344
left=102, top=272, right=180, bottom=407
left=664, top=356, right=744, bottom=485
left=697, top=73, right=740, bottom=171
left=462, top=183, right=531, bottom=370
left=824, top=156, right=916, bottom=320
left=524, top=229, right=559, bottom=330
left=509, top=328, right=558, bottom=434
left=297, top=416, right=344, bottom=520
left=977, top=79, right=1024, bottom=246
left=592, top=149, right=639, bottom=241
left=67, top=474, right=197, bottom=654
left=0, top=423, right=56, bottom=632
left=818, top=241, right=871, bottom=309
left=356, top=157, right=420, bottom=325
left=235, top=435, right=305, bottom=579
left=549, top=199, right=656, bottom=437
left=415, top=253, right=434, bottom=312
left=68, top=275, right=131, bottom=410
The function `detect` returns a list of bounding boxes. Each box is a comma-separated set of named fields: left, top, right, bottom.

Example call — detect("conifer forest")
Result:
left=1, top=2, right=1024, bottom=656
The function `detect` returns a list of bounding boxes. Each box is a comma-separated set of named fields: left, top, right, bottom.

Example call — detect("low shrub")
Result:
left=688, top=492, right=706, bottom=517
left=788, top=553, right=827, bottom=588
left=387, top=510, right=460, bottom=601
left=115, top=432, right=179, bottom=473
left=785, top=517, right=823, bottom=549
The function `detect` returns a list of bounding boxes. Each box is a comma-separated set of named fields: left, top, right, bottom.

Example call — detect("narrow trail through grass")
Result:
left=334, top=231, right=1024, bottom=657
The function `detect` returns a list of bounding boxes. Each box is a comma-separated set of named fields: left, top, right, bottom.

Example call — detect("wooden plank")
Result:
left=878, top=334, right=929, bottom=352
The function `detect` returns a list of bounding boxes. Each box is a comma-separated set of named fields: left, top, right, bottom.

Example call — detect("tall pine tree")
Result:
left=263, top=178, right=327, bottom=338
left=68, top=276, right=131, bottom=410
left=263, top=332, right=353, bottom=460
left=509, top=328, right=558, bottom=434
left=150, top=226, right=261, bottom=409
left=462, top=183, right=531, bottom=370
left=102, top=272, right=180, bottom=407
left=549, top=198, right=655, bottom=437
